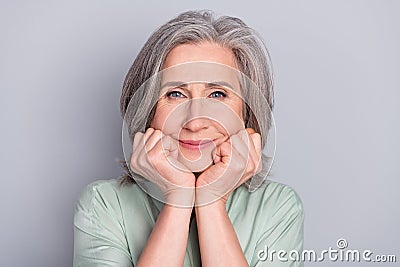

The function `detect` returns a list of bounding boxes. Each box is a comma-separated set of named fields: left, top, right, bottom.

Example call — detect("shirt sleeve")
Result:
left=73, top=181, right=133, bottom=267
left=250, top=185, right=304, bottom=267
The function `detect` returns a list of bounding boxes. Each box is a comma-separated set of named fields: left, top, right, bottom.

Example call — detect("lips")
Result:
left=179, top=139, right=214, bottom=150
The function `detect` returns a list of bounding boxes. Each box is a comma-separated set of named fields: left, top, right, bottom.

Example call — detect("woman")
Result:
left=74, top=10, right=304, bottom=267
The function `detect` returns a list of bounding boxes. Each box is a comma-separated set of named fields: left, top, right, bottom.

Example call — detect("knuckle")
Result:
left=153, top=129, right=163, bottom=137
left=247, top=161, right=255, bottom=171
left=253, top=133, right=261, bottom=141
left=134, top=131, right=144, bottom=139
left=246, top=128, right=256, bottom=134
left=161, top=134, right=172, bottom=144
left=145, top=127, right=155, bottom=134
left=133, top=132, right=143, bottom=147
left=221, top=142, right=231, bottom=151
left=129, top=157, right=139, bottom=171
left=144, top=128, right=155, bottom=139
left=146, top=148, right=157, bottom=160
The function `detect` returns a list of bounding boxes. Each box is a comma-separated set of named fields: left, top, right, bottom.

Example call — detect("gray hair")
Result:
left=119, top=10, right=274, bottom=191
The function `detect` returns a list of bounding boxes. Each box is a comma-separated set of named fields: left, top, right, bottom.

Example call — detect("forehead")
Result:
left=160, top=62, right=242, bottom=95
left=162, top=42, right=238, bottom=70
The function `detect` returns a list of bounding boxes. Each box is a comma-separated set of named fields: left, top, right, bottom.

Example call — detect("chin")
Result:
left=177, top=150, right=214, bottom=173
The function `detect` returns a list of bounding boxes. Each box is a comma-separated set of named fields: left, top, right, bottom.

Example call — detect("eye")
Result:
left=166, top=90, right=185, bottom=99
left=209, top=90, right=227, bottom=99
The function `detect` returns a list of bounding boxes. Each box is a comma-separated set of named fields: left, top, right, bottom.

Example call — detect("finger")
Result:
left=212, top=135, right=230, bottom=163
left=238, top=129, right=261, bottom=178
left=245, top=128, right=260, bottom=159
left=211, top=146, right=221, bottom=164
left=230, top=129, right=250, bottom=159
left=156, top=135, right=191, bottom=173
left=131, top=132, right=145, bottom=173
left=246, top=128, right=256, bottom=134
left=245, top=133, right=263, bottom=179
left=250, top=132, right=262, bottom=159
left=244, top=128, right=262, bottom=163
left=133, top=131, right=144, bottom=151
left=218, top=141, right=232, bottom=164
left=144, top=129, right=164, bottom=152
left=161, top=135, right=179, bottom=159
left=143, top=127, right=155, bottom=139
left=141, top=127, right=155, bottom=150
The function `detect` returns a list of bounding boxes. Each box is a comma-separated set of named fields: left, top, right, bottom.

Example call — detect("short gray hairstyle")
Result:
left=119, top=10, right=274, bottom=190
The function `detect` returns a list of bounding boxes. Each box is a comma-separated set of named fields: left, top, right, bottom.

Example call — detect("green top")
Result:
left=73, top=178, right=304, bottom=266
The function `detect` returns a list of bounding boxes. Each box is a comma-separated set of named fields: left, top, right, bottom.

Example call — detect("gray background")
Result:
left=1, top=1, right=399, bottom=266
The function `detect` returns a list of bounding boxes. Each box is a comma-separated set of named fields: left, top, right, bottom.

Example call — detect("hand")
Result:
left=130, top=128, right=196, bottom=207
left=195, top=128, right=262, bottom=205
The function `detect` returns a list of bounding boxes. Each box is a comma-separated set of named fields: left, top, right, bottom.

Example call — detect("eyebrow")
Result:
left=160, top=81, right=235, bottom=90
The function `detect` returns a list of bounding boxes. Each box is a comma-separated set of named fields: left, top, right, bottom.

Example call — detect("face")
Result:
left=150, top=42, right=245, bottom=172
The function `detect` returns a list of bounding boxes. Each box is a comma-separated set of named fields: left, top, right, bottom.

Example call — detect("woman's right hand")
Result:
left=130, top=128, right=196, bottom=207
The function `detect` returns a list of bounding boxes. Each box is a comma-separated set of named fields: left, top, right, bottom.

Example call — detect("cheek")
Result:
left=150, top=107, right=167, bottom=129
left=231, top=100, right=244, bottom=122
left=150, top=104, right=179, bottom=132
left=150, top=99, right=245, bottom=134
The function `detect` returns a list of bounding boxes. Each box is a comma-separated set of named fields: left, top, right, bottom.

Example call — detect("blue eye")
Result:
left=209, top=91, right=227, bottom=98
left=166, top=90, right=185, bottom=99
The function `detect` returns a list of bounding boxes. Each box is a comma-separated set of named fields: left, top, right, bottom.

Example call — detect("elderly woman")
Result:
left=74, top=10, right=304, bottom=267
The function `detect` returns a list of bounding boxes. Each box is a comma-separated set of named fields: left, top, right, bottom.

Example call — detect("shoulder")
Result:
left=75, top=179, right=123, bottom=212
left=228, top=179, right=304, bottom=261
left=75, top=178, right=147, bottom=219
left=73, top=179, right=138, bottom=265
left=259, top=180, right=303, bottom=218
left=230, top=179, right=304, bottom=221
left=259, top=180, right=303, bottom=212
left=74, top=179, right=125, bottom=226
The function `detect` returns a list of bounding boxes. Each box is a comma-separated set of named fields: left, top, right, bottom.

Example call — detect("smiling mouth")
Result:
left=179, top=139, right=214, bottom=150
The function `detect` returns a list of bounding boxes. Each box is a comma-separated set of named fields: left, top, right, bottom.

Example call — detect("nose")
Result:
left=183, top=117, right=209, bottom=132
left=183, top=98, right=209, bottom=132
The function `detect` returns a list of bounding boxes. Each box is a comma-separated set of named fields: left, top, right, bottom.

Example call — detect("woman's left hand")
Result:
left=195, top=128, right=262, bottom=205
